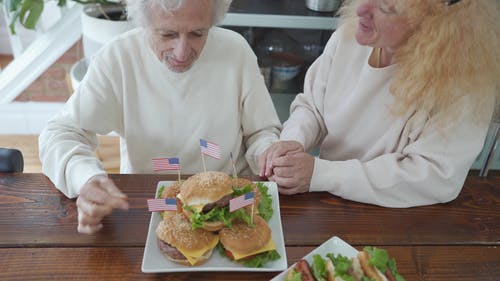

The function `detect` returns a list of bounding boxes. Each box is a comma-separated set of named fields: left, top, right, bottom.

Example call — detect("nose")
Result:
left=172, top=37, right=190, bottom=62
left=356, top=0, right=373, bottom=17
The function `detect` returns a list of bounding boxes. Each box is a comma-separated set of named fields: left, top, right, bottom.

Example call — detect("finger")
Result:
left=99, top=179, right=129, bottom=210
left=273, top=165, right=298, bottom=178
left=265, top=155, right=274, bottom=177
left=277, top=186, right=299, bottom=195
left=258, top=151, right=270, bottom=177
left=77, top=196, right=114, bottom=218
left=78, top=223, right=103, bottom=234
left=273, top=155, right=296, bottom=167
left=78, top=208, right=103, bottom=225
left=100, top=178, right=127, bottom=198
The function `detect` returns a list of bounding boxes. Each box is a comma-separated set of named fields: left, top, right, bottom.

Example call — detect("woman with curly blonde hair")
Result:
left=259, top=0, right=500, bottom=207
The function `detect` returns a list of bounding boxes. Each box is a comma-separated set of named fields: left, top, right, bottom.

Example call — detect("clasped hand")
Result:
left=258, top=141, right=314, bottom=195
left=76, top=175, right=129, bottom=234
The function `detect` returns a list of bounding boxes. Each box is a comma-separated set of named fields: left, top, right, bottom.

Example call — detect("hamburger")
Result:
left=157, top=180, right=184, bottom=219
left=155, top=212, right=219, bottom=266
left=219, top=216, right=280, bottom=267
left=231, top=177, right=274, bottom=221
left=285, top=246, right=405, bottom=281
left=178, top=171, right=254, bottom=231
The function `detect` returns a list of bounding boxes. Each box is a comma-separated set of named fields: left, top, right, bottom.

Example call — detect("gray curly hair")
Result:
left=126, top=0, right=232, bottom=27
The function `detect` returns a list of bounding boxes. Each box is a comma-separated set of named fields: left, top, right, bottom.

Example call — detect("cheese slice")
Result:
left=231, top=238, right=277, bottom=260
left=190, top=204, right=205, bottom=213
left=177, top=194, right=206, bottom=213
left=177, top=236, right=219, bottom=266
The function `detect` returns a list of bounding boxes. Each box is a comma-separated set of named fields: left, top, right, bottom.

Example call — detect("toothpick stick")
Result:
left=251, top=202, right=255, bottom=224
left=201, top=151, right=207, bottom=173
left=230, top=152, right=237, bottom=178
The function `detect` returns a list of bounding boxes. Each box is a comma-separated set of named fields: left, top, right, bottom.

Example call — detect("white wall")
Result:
left=0, top=102, right=63, bottom=134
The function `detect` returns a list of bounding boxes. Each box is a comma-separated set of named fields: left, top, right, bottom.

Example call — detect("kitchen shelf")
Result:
left=221, top=0, right=338, bottom=30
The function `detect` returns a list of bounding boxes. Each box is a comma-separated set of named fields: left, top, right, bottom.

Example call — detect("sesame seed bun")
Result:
left=180, top=171, right=233, bottom=206
left=179, top=171, right=234, bottom=231
left=159, top=181, right=183, bottom=218
left=219, top=216, right=271, bottom=256
left=231, top=178, right=262, bottom=216
left=155, top=213, right=218, bottom=266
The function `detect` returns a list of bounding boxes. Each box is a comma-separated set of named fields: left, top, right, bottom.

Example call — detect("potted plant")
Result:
left=1, top=0, right=133, bottom=62
left=1, top=0, right=134, bottom=90
left=1, top=0, right=125, bottom=34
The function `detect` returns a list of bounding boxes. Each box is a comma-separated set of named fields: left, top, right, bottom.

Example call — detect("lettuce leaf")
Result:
left=232, top=184, right=253, bottom=196
left=256, top=182, right=273, bottom=221
left=184, top=205, right=253, bottom=230
left=364, top=246, right=389, bottom=272
left=284, top=268, right=303, bottom=281
left=241, top=250, right=280, bottom=268
left=311, top=254, right=327, bottom=281
left=156, top=185, right=165, bottom=198
left=327, top=253, right=354, bottom=281
left=388, top=257, right=406, bottom=281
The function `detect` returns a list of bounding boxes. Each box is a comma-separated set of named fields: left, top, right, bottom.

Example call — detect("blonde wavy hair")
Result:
left=339, top=0, right=500, bottom=123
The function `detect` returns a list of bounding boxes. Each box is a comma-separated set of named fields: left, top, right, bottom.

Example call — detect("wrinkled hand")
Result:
left=270, top=152, right=314, bottom=195
left=258, top=141, right=304, bottom=178
left=76, top=175, right=129, bottom=234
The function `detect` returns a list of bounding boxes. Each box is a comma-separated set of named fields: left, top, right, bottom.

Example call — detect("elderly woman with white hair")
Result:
left=39, top=0, right=281, bottom=234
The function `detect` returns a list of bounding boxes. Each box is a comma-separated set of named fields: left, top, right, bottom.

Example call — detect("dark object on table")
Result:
left=0, top=148, right=24, bottom=172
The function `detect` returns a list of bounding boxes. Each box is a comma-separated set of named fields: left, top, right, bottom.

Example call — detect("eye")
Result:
left=191, top=30, right=205, bottom=38
left=379, top=0, right=396, bottom=14
left=160, top=32, right=177, bottom=39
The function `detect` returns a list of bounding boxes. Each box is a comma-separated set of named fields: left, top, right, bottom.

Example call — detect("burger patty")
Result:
left=158, top=240, right=185, bottom=260
left=202, top=194, right=232, bottom=212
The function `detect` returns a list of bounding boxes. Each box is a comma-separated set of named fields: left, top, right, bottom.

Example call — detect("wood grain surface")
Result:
left=0, top=173, right=499, bottom=280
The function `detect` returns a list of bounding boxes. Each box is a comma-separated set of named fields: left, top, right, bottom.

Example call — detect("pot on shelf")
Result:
left=305, top=0, right=341, bottom=12
left=82, top=4, right=134, bottom=67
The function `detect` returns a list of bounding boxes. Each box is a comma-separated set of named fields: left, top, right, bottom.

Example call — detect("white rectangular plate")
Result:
left=270, top=236, right=358, bottom=281
left=142, top=181, right=288, bottom=273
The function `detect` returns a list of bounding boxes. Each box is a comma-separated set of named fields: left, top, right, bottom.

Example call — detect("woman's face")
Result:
left=147, top=0, right=213, bottom=73
left=355, top=0, right=412, bottom=51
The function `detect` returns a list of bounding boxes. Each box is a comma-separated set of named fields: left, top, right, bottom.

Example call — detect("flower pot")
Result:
left=81, top=4, right=134, bottom=67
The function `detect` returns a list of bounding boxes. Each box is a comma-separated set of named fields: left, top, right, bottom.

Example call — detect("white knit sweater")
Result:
left=280, top=27, right=492, bottom=207
left=39, top=27, right=281, bottom=198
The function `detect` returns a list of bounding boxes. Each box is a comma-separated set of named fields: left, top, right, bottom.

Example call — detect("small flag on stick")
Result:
left=147, top=198, right=177, bottom=212
left=229, top=192, right=255, bottom=212
left=199, top=139, right=221, bottom=159
left=152, top=157, right=180, bottom=171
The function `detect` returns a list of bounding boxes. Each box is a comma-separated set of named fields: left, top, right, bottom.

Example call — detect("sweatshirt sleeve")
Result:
left=280, top=33, right=338, bottom=152
left=239, top=46, right=282, bottom=174
left=309, top=97, right=492, bottom=207
left=39, top=59, right=122, bottom=198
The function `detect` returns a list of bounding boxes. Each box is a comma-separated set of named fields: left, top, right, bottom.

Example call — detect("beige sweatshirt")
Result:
left=280, top=27, right=492, bottom=207
left=39, top=27, right=281, bottom=198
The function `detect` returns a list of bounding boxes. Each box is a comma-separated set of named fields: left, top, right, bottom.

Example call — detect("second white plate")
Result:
left=270, top=236, right=358, bottom=281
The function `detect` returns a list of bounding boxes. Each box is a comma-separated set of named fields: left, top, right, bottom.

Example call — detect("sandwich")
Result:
left=232, top=177, right=274, bottom=221
left=157, top=180, right=184, bottom=219
left=218, top=215, right=280, bottom=267
left=155, top=212, right=219, bottom=266
left=285, top=246, right=405, bottom=281
left=178, top=171, right=255, bottom=231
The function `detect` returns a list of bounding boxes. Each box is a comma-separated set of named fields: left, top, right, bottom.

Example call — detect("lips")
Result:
left=358, top=20, right=372, bottom=32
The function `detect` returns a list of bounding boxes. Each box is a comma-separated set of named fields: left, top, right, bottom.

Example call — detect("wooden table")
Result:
left=1, top=173, right=499, bottom=280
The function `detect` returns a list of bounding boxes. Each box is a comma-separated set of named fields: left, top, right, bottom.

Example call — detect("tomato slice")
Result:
left=225, top=249, right=235, bottom=260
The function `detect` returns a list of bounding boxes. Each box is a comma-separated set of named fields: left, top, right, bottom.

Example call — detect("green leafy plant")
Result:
left=1, top=0, right=121, bottom=34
